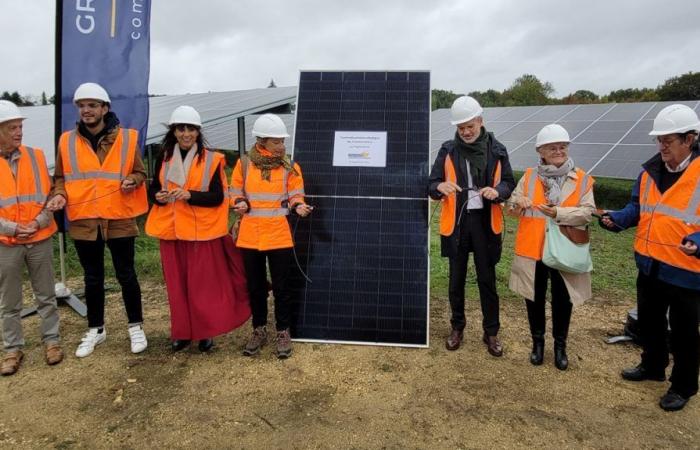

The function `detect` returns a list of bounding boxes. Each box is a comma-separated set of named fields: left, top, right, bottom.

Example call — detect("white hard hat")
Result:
left=0, top=100, right=25, bottom=125
left=450, top=96, right=483, bottom=125
left=649, top=104, right=700, bottom=136
left=536, top=124, right=570, bottom=148
left=167, top=105, right=202, bottom=127
left=73, top=82, right=111, bottom=104
left=252, top=113, right=289, bottom=138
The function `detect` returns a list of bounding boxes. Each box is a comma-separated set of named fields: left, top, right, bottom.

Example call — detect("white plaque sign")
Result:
left=332, top=131, right=387, bottom=167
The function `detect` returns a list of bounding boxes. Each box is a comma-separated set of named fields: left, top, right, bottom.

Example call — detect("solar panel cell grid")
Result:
left=291, top=71, right=430, bottom=346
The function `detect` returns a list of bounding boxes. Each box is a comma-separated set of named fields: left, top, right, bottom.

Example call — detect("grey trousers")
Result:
left=0, top=238, right=60, bottom=351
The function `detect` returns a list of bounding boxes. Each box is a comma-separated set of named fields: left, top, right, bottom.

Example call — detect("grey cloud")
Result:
left=1, top=0, right=698, bottom=99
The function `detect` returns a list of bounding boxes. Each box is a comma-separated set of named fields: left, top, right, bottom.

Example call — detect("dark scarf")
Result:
left=248, top=144, right=296, bottom=181
left=454, top=127, right=488, bottom=186
left=78, top=111, right=120, bottom=152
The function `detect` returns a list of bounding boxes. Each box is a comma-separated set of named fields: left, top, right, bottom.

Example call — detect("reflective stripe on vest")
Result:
left=242, top=160, right=291, bottom=204
left=0, top=146, right=57, bottom=245
left=63, top=129, right=129, bottom=181
left=514, top=167, right=590, bottom=260
left=247, top=208, right=290, bottom=217
left=60, top=128, right=148, bottom=221
left=0, top=147, right=48, bottom=207
left=145, top=149, right=228, bottom=241
left=439, top=155, right=505, bottom=236
left=634, top=160, right=700, bottom=272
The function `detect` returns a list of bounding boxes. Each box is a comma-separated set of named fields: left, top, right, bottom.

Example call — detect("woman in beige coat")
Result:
left=507, top=124, right=595, bottom=370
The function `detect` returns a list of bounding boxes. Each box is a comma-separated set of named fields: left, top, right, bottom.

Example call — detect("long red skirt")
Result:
left=160, top=236, right=251, bottom=340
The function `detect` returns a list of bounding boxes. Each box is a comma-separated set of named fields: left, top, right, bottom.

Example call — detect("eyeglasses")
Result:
left=540, top=144, right=569, bottom=153
left=174, top=124, right=199, bottom=132
left=652, top=135, right=680, bottom=147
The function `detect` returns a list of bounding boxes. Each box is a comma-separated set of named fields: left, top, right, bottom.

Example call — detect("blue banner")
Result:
left=61, top=0, right=151, bottom=151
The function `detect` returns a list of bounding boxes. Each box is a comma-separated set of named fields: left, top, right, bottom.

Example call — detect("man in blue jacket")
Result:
left=600, top=104, right=700, bottom=411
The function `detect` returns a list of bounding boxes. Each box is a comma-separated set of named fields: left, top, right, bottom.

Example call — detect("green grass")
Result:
left=53, top=176, right=638, bottom=303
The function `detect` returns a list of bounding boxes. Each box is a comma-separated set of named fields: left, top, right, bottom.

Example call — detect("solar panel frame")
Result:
left=289, top=70, right=431, bottom=348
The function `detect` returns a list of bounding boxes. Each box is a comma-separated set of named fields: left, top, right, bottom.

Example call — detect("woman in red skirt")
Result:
left=145, top=106, right=250, bottom=352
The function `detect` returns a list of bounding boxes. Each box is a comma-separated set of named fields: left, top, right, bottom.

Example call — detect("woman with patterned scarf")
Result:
left=507, top=124, right=596, bottom=371
left=230, top=114, right=312, bottom=359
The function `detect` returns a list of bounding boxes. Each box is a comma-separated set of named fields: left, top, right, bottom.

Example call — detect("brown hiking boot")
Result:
left=445, top=329, right=463, bottom=351
left=45, top=343, right=64, bottom=366
left=243, top=326, right=268, bottom=356
left=276, top=329, right=292, bottom=359
left=1, top=351, right=24, bottom=376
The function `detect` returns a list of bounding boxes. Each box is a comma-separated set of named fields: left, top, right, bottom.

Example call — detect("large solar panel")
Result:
left=431, top=100, right=700, bottom=179
left=289, top=71, right=430, bottom=347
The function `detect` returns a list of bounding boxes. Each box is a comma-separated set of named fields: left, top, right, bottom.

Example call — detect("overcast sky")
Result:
left=2, top=0, right=698, bottom=100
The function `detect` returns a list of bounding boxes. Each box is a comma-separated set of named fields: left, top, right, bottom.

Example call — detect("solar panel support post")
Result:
left=237, top=117, right=246, bottom=156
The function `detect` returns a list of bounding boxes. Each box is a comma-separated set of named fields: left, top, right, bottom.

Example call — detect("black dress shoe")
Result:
left=171, top=340, right=191, bottom=352
left=659, top=390, right=690, bottom=411
left=621, top=364, right=665, bottom=382
left=530, top=339, right=544, bottom=366
left=198, top=338, right=214, bottom=352
left=554, top=343, right=568, bottom=371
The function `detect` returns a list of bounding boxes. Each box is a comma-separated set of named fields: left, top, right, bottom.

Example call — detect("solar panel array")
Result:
left=19, top=87, right=297, bottom=170
left=20, top=89, right=699, bottom=180
left=431, top=100, right=700, bottom=179
left=290, top=71, right=431, bottom=347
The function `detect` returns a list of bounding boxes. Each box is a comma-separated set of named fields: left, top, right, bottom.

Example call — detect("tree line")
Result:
left=6, top=71, right=699, bottom=110
left=1, top=91, right=53, bottom=106
left=432, top=71, right=700, bottom=110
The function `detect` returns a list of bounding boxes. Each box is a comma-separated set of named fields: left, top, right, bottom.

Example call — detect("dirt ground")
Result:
left=1, top=280, right=698, bottom=450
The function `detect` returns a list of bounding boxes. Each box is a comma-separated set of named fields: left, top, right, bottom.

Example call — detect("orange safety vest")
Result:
left=58, top=128, right=148, bottom=221
left=439, top=154, right=504, bottom=236
left=0, top=146, right=57, bottom=245
left=513, top=167, right=593, bottom=260
left=634, top=157, right=700, bottom=273
left=145, top=150, right=229, bottom=241
left=229, top=158, right=305, bottom=251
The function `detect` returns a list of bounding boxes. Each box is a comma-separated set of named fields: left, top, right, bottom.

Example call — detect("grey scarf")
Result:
left=536, top=158, right=575, bottom=205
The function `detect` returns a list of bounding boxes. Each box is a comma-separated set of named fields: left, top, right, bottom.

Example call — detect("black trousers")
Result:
left=525, top=261, right=573, bottom=343
left=73, top=235, right=143, bottom=328
left=637, top=271, right=700, bottom=398
left=241, top=247, right=293, bottom=331
left=448, top=211, right=500, bottom=336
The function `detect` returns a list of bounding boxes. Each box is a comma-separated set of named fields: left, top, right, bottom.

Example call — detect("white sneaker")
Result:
left=75, top=328, right=106, bottom=358
left=128, top=325, right=147, bottom=354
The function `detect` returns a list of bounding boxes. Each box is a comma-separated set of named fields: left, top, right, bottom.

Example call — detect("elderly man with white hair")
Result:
left=0, top=100, right=62, bottom=376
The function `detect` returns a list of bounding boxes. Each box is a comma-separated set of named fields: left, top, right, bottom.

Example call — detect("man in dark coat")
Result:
left=428, top=96, right=515, bottom=356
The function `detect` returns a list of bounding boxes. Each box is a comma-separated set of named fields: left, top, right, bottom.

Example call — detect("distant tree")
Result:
left=468, top=89, right=503, bottom=107
left=431, top=89, right=461, bottom=110
left=48, top=94, right=56, bottom=105
left=604, top=88, right=659, bottom=103
left=267, top=78, right=277, bottom=88
left=41, top=91, right=48, bottom=106
left=657, top=71, right=700, bottom=101
left=502, top=74, right=554, bottom=106
left=562, top=89, right=599, bottom=104
left=1, top=91, right=34, bottom=106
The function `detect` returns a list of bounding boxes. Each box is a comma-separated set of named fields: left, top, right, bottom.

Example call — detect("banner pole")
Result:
left=52, top=0, right=87, bottom=318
